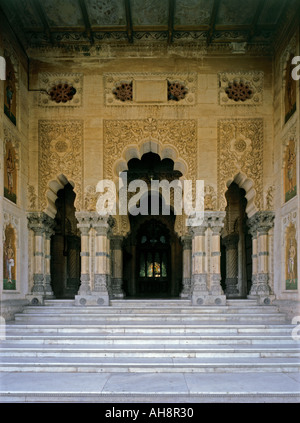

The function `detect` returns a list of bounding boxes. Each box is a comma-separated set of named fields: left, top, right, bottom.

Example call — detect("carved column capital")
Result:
left=181, top=235, right=192, bottom=250
left=90, top=213, right=115, bottom=236
left=247, top=211, right=275, bottom=236
left=207, top=211, right=226, bottom=234
left=75, top=211, right=92, bottom=233
left=27, top=212, right=54, bottom=235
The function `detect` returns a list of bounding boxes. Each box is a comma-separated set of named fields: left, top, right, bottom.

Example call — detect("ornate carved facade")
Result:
left=0, top=1, right=299, bottom=321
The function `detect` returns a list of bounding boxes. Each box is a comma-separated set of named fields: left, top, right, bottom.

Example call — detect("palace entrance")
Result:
left=123, top=214, right=182, bottom=298
left=122, top=152, right=183, bottom=298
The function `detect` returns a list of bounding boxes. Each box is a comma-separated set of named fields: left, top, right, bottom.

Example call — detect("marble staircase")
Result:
left=1, top=299, right=299, bottom=374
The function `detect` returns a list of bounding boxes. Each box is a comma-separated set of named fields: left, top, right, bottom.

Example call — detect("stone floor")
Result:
left=1, top=371, right=300, bottom=403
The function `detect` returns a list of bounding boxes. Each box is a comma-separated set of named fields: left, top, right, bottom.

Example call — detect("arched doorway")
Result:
left=50, top=183, right=81, bottom=299
left=122, top=152, right=183, bottom=298
left=221, top=182, right=252, bottom=298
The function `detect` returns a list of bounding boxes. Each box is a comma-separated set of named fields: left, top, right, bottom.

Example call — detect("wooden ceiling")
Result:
left=0, top=0, right=297, bottom=51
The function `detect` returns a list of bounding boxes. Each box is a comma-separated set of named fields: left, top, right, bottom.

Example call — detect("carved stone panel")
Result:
left=217, top=119, right=263, bottom=211
left=104, top=117, right=197, bottom=182
left=38, top=120, right=83, bottom=212
left=38, top=73, right=83, bottom=107
left=218, top=71, right=263, bottom=106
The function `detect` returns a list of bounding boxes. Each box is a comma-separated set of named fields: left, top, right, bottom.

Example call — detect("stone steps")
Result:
left=1, top=344, right=299, bottom=358
left=0, top=356, right=299, bottom=373
left=3, top=334, right=298, bottom=345
left=4, top=323, right=295, bottom=334
left=14, top=314, right=287, bottom=324
left=1, top=300, right=299, bottom=376
left=22, top=306, right=281, bottom=314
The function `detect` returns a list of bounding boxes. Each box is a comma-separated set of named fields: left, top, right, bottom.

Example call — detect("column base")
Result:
left=247, top=294, right=275, bottom=305
left=26, top=294, right=44, bottom=306
left=180, top=278, right=191, bottom=298
left=192, top=294, right=226, bottom=306
left=225, top=277, right=239, bottom=297
left=75, top=293, right=110, bottom=306
left=111, top=278, right=125, bottom=299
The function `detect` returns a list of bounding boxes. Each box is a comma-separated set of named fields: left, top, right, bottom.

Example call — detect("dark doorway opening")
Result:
left=50, top=183, right=81, bottom=299
left=122, top=152, right=183, bottom=298
left=221, top=182, right=252, bottom=298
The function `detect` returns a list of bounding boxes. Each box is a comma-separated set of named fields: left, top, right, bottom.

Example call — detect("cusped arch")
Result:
left=225, top=172, right=258, bottom=218
left=45, top=174, right=76, bottom=218
left=113, top=140, right=188, bottom=182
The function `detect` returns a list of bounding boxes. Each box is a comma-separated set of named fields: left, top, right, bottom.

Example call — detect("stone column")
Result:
left=75, top=211, right=92, bottom=305
left=223, top=234, right=239, bottom=298
left=111, top=235, right=125, bottom=299
left=91, top=214, right=112, bottom=306
left=44, top=219, right=56, bottom=298
left=27, top=213, right=45, bottom=303
left=208, top=212, right=226, bottom=305
left=27, top=212, right=55, bottom=304
left=247, top=211, right=275, bottom=304
left=180, top=235, right=192, bottom=299
left=191, top=221, right=209, bottom=305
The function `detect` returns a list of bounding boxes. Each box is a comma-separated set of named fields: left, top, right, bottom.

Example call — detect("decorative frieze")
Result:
left=104, top=73, right=197, bottom=106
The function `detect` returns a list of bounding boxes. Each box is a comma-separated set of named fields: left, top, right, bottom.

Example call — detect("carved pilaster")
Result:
left=190, top=217, right=209, bottom=305
left=180, top=235, right=192, bottom=298
left=208, top=212, right=226, bottom=300
left=75, top=211, right=92, bottom=295
left=26, top=212, right=55, bottom=304
left=247, top=211, right=275, bottom=304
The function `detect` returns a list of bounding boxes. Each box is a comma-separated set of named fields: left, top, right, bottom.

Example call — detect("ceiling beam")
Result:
left=167, top=0, right=175, bottom=44
left=0, top=4, right=28, bottom=56
left=207, top=0, right=220, bottom=46
left=247, top=0, right=266, bottom=42
left=78, top=0, right=94, bottom=45
left=124, top=0, right=133, bottom=43
left=32, top=0, right=54, bottom=45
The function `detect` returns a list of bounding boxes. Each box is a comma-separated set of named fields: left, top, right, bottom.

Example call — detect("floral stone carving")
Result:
left=217, top=119, right=263, bottom=211
left=218, top=71, right=263, bottom=106
left=38, top=120, right=83, bottom=212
